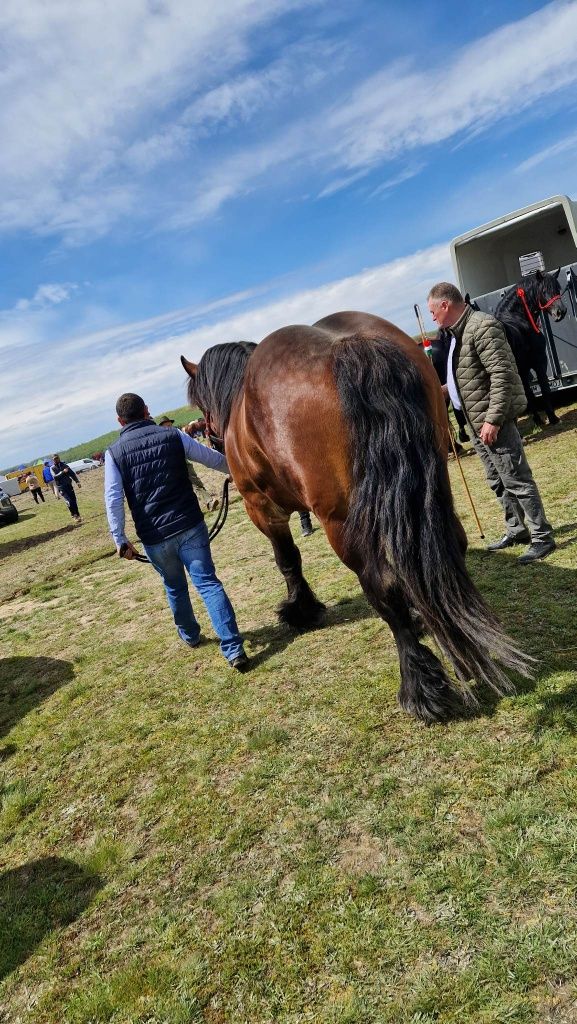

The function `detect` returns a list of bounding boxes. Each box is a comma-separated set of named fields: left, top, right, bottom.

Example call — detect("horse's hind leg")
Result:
left=360, top=569, right=466, bottom=723
left=322, top=521, right=464, bottom=723
left=245, top=501, right=325, bottom=629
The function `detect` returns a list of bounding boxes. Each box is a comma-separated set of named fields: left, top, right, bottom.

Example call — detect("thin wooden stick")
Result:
left=447, top=421, right=485, bottom=538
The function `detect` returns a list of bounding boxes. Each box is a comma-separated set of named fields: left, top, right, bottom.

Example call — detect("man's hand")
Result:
left=479, top=421, right=499, bottom=446
left=117, top=540, right=139, bottom=559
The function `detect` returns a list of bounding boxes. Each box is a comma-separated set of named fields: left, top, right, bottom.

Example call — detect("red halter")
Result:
left=516, top=287, right=561, bottom=334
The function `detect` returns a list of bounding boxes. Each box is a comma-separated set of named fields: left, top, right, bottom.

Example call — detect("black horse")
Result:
left=493, top=270, right=566, bottom=427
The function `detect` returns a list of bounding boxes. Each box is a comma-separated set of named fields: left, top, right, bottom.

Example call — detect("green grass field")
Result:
left=1, top=410, right=577, bottom=1023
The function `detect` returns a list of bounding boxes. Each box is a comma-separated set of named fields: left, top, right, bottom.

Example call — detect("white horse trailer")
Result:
left=450, top=194, right=577, bottom=394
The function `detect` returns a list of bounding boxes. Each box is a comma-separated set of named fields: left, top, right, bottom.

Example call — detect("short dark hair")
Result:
left=428, top=282, right=464, bottom=304
left=116, top=393, right=146, bottom=421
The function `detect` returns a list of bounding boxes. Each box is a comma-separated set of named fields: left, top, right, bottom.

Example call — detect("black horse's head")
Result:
left=535, top=268, right=567, bottom=322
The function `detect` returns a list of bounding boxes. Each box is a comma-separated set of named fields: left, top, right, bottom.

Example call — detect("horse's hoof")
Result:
left=278, top=598, right=326, bottom=630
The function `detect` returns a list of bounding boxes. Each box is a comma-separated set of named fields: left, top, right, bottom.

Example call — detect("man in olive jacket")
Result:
left=427, top=282, right=554, bottom=563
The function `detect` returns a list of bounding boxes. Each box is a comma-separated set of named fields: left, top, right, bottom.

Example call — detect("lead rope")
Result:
left=207, top=477, right=229, bottom=542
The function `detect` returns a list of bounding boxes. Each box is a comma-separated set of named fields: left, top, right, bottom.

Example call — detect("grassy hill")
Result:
left=2, top=405, right=202, bottom=473
left=57, top=404, right=202, bottom=462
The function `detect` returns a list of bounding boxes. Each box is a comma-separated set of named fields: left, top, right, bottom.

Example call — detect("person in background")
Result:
left=106, top=393, right=248, bottom=671
left=158, top=415, right=219, bottom=513
left=427, top=282, right=555, bottom=564
left=25, top=471, right=45, bottom=504
left=184, top=417, right=207, bottom=439
left=51, top=455, right=82, bottom=522
left=42, top=460, right=59, bottom=498
left=298, top=512, right=314, bottom=537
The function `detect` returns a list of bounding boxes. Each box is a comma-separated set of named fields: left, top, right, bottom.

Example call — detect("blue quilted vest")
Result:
left=109, top=420, right=203, bottom=545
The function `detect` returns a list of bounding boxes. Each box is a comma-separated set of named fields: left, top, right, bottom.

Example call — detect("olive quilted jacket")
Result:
left=450, top=305, right=527, bottom=433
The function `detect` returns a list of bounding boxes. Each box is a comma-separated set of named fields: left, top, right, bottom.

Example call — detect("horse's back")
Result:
left=228, top=311, right=445, bottom=519
left=244, top=309, right=444, bottom=438
left=313, top=310, right=417, bottom=353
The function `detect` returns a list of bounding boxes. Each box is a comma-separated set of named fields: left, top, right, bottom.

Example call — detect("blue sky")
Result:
left=2, top=0, right=577, bottom=468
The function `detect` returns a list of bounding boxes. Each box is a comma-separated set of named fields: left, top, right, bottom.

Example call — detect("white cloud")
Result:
left=515, top=130, right=577, bottom=173
left=323, top=2, right=577, bottom=173
left=3, top=1, right=577, bottom=242
left=0, top=0, right=321, bottom=239
left=12, top=282, right=77, bottom=312
left=148, top=1, right=577, bottom=230
left=0, top=241, right=452, bottom=466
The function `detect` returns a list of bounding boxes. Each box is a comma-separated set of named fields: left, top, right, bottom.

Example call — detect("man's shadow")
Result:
left=0, top=657, right=74, bottom=745
left=0, top=524, right=75, bottom=561
left=0, top=858, right=102, bottom=980
left=466, top=542, right=577, bottom=721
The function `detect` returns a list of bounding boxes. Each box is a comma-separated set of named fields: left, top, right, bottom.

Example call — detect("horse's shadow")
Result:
left=463, top=546, right=577, bottom=722
left=245, top=546, right=577, bottom=731
left=243, top=593, right=376, bottom=668
left=0, top=858, right=102, bottom=981
left=0, top=656, right=75, bottom=745
left=520, top=404, right=577, bottom=445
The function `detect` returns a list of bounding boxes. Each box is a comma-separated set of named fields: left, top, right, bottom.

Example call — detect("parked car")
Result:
left=68, top=458, right=100, bottom=474
left=0, top=486, right=18, bottom=525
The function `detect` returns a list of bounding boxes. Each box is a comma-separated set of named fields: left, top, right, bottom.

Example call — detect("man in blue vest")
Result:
left=104, top=392, right=248, bottom=670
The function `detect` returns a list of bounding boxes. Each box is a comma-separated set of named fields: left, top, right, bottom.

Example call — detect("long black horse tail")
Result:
left=333, top=333, right=534, bottom=710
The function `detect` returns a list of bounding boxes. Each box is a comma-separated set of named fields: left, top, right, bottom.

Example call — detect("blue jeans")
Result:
left=144, top=522, right=244, bottom=663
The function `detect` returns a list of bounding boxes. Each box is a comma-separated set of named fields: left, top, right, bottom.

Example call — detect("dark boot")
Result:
left=299, top=512, right=313, bottom=537
left=532, top=412, right=545, bottom=428
left=518, top=539, right=556, bottom=564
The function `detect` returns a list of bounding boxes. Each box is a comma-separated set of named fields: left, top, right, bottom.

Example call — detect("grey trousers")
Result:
left=471, top=421, right=553, bottom=543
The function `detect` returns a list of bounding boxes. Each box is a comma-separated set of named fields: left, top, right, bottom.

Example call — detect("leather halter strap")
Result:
left=204, top=411, right=225, bottom=452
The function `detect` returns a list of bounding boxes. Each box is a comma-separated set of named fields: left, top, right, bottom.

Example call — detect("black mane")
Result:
left=187, top=341, right=256, bottom=433
left=495, top=270, right=558, bottom=326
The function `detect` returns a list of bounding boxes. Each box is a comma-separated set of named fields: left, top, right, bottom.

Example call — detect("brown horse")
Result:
left=181, top=311, right=531, bottom=723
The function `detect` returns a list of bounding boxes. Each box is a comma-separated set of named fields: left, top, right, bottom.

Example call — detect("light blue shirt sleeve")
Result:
left=104, top=450, right=128, bottom=547
left=179, top=431, right=229, bottom=473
